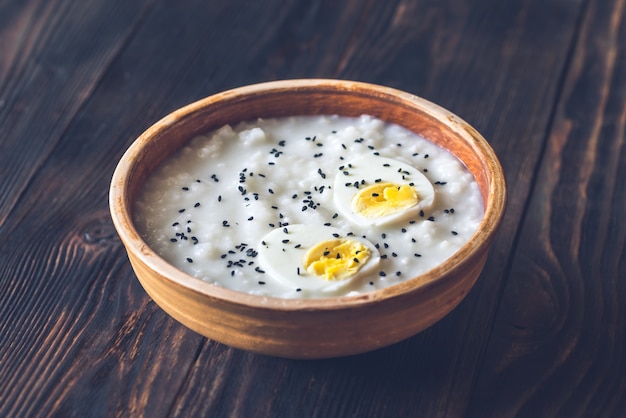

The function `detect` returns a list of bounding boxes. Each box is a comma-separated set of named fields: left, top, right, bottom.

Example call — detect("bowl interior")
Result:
left=113, top=79, right=505, bottom=308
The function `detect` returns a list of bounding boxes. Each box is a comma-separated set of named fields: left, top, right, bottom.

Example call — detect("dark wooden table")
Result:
left=1, top=0, right=624, bottom=416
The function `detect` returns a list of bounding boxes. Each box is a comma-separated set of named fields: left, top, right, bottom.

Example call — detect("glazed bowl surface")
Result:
left=109, top=79, right=506, bottom=359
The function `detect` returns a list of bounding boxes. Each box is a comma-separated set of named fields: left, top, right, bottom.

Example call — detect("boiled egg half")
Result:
left=257, top=224, right=381, bottom=292
left=333, top=155, right=435, bottom=227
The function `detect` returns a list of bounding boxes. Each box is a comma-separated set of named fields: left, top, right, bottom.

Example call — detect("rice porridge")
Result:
left=134, top=115, right=484, bottom=298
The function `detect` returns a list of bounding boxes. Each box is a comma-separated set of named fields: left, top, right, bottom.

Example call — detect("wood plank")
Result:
left=0, top=0, right=589, bottom=416
left=0, top=0, right=155, bottom=224
left=98, top=1, right=583, bottom=416
left=467, top=0, right=626, bottom=416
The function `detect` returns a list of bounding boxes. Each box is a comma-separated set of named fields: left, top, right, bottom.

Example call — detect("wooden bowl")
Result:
left=109, top=79, right=506, bottom=359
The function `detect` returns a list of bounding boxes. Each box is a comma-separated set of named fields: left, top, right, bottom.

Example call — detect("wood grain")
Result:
left=468, top=0, right=626, bottom=416
left=1, top=0, right=621, bottom=416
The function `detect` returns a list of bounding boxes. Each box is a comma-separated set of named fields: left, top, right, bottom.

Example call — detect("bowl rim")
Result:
left=109, top=78, right=506, bottom=312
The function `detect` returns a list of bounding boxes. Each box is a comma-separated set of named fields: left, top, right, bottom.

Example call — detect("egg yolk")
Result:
left=351, top=183, right=418, bottom=219
left=303, top=239, right=371, bottom=281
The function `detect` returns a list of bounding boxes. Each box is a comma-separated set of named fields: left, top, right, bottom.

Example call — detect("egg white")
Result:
left=257, top=224, right=381, bottom=293
left=332, top=155, right=435, bottom=227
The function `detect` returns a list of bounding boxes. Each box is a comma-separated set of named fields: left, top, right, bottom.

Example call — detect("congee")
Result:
left=134, top=115, right=484, bottom=298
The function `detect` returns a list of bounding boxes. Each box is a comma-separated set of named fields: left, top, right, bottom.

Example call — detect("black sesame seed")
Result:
left=379, top=271, right=386, bottom=277
left=258, top=281, right=266, bottom=285
left=248, top=216, right=254, bottom=221
left=194, top=202, right=200, bottom=207
left=451, top=231, right=458, bottom=235
left=170, top=238, right=177, bottom=243
left=182, top=187, right=189, bottom=191
left=178, top=208, right=185, bottom=213
left=414, top=253, right=422, bottom=257
left=186, top=258, right=193, bottom=263
left=172, top=222, right=180, bottom=226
